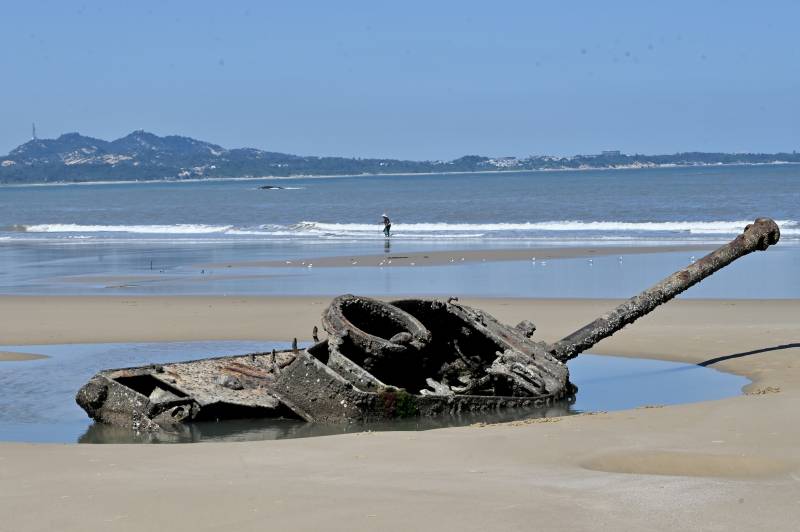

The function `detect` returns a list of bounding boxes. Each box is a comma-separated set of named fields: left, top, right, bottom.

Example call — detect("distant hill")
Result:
left=1, top=131, right=798, bottom=184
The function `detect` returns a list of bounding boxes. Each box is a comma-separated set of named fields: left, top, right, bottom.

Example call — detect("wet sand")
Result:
left=0, top=351, right=48, bottom=362
left=0, top=295, right=799, bottom=530
left=200, top=243, right=714, bottom=269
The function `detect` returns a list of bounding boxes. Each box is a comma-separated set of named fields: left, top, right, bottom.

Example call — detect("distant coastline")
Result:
left=2, top=130, right=799, bottom=185
left=2, top=160, right=798, bottom=188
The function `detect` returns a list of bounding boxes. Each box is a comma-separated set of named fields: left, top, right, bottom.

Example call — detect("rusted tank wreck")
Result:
left=77, top=218, right=780, bottom=432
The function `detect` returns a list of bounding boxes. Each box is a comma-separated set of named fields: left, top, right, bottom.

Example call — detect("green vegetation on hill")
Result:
left=1, top=131, right=798, bottom=184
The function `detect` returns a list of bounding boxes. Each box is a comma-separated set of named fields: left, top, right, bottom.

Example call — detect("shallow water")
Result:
left=0, top=241, right=797, bottom=298
left=0, top=340, right=748, bottom=444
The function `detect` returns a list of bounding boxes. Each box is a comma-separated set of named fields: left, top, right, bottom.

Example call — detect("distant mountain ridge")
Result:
left=1, top=130, right=799, bottom=184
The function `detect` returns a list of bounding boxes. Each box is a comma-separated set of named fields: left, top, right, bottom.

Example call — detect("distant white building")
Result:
left=489, top=157, right=520, bottom=168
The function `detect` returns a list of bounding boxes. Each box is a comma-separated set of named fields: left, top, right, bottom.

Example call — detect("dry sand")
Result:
left=1, top=295, right=799, bottom=531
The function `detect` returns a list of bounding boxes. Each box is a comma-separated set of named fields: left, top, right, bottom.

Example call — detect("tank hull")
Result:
left=77, top=299, right=574, bottom=431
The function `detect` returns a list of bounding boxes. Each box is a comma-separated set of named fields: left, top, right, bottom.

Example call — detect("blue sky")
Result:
left=1, top=1, right=798, bottom=159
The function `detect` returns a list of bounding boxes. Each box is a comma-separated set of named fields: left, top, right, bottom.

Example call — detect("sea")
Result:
left=1, top=164, right=798, bottom=298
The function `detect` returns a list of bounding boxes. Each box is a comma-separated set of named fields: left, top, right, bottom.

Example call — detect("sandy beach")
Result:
left=5, top=2, right=800, bottom=530
left=0, top=351, right=48, bottom=362
left=1, top=295, right=799, bottom=531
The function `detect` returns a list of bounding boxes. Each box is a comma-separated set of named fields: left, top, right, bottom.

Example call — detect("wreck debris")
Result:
left=515, top=320, right=537, bottom=338
left=323, top=296, right=431, bottom=352
left=76, top=218, right=780, bottom=431
left=76, top=350, right=300, bottom=431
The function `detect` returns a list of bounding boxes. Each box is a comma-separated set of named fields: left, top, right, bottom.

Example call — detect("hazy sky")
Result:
left=1, top=1, right=798, bottom=159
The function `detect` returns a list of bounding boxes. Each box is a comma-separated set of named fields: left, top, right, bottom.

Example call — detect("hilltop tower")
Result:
left=31, top=123, right=37, bottom=140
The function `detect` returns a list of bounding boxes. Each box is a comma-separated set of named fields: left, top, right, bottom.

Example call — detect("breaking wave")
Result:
left=295, top=220, right=800, bottom=236
left=5, top=219, right=798, bottom=241
left=21, top=224, right=234, bottom=234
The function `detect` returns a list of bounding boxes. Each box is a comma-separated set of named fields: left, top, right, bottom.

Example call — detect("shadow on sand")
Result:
left=698, top=343, right=800, bottom=367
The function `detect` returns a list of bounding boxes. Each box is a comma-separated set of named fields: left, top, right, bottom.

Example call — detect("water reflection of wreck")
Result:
left=77, top=219, right=780, bottom=433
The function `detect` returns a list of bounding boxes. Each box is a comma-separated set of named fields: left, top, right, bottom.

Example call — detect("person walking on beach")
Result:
left=382, top=213, right=391, bottom=237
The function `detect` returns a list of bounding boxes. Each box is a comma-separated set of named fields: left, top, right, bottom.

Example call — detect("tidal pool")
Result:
left=0, top=340, right=749, bottom=444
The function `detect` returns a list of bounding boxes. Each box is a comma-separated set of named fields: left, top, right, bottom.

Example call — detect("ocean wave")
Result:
left=296, top=220, right=799, bottom=235
left=7, top=220, right=798, bottom=239
left=21, top=224, right=234, bottom=234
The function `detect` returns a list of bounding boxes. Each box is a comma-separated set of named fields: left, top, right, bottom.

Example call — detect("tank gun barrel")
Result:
left=548, top=218, right=780, bottom=361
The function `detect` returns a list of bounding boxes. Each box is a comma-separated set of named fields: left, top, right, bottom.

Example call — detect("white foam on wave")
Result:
left=23, top=224, right=234, bottom=234
left=11, top=219, right=798, bottom=239
left=297, top=220, right=799, bottom=235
